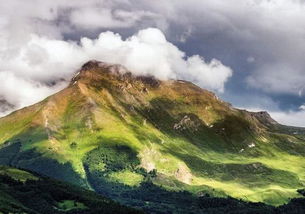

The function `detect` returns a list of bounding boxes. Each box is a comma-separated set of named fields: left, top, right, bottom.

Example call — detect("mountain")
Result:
left=0, top=165, right=142, bottom=214
left=0, top=60, right=304, bottom=210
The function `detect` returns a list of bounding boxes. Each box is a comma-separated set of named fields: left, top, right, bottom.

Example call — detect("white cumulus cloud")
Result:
left=0, top=28, right=232, bottom=116
left=299, top=104, right=305, bottom=111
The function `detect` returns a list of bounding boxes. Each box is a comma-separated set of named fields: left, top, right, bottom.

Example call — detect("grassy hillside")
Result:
left=0, top=60, right=304, bottom=209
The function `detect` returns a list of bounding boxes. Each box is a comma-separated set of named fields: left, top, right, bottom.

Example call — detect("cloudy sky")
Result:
left=0, top=0, right=304, bottom=127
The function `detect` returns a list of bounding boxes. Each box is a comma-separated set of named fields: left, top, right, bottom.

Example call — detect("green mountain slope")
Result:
left=0, top=60, right=304, bottom=207
left=0, top=165, right=142, bottom=214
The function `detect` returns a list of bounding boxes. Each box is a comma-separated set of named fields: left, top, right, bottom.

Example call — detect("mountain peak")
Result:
left=71, top=60, right=128, bottom=82
left=70, top=60, right=160, bottom=89
left=80, top=60, right=128, bottom=74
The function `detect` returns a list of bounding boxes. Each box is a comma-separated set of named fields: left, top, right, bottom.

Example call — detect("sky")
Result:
left=0, top=0, right=304, bottom=127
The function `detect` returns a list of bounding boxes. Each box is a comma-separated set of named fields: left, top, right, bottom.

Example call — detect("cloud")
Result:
left=69, top=7, right=158, bottom=30
left=0, top=28, right=232, bottom=115
left=138, top=0, right=305, bottom=96
left=80, top=28, right=232, bottom=92
left=184, top=56, right=232, bottom=93
left=270, top=110, right=305, bottom=127
left=2, top=0, right=305, bottom=97
left=246, top=63, right=305, bottom=95
left=0, top=72, right=66, bottom=117
left=0, top=0, right=168, bottom=41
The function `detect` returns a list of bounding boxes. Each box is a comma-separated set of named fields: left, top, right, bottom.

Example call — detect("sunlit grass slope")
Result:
left=0, top=60, right=304, bottom=206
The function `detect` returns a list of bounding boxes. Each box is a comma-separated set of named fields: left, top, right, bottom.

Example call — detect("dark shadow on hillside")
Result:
left=130, top=97, right=263, bottom=154
left=0, top=167, right=142, bottom=214
left=167, top=150, right=301, bottom=189
left=0, top=141, right=87, bottom=188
